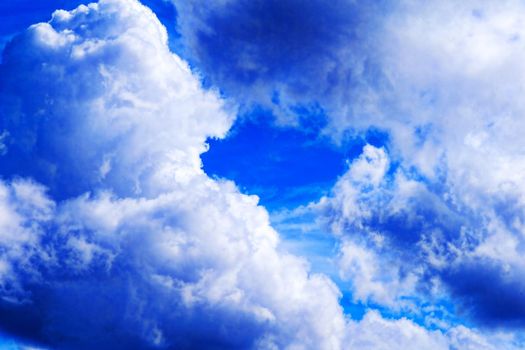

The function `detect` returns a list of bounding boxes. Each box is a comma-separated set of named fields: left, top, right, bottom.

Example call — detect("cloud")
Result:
left=346, top=311, right=449, bottom=350
left=1, top=0, right=524, bottom=348
left=0, top=0, right=232, bottom=199
left=0, top=0, right=347, bottom=348
left=317, top=143, right=525, bottom=329
left=179, top=0, right=525, bottom=330
left=172, top=0, right=525, bottom=341
left=170, top=0, right=380, bottom=125
left=377, top=2, right=525, bottom=327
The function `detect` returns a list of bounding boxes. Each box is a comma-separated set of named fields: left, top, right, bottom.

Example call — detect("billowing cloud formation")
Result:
left=0, top=178, right=348, bottom=349
left=0, top=0, right=232, bottom=199
left=318, top=143, right=525, bottom=330
left=330, top=0, right=525, bottom=328
left=0, top=1, right=348, bottom=348
left=1, top=0, right=524, bottom=348
left=171, top=0, right=381, bottom=125
left=173, top=0, right=525, bottom=331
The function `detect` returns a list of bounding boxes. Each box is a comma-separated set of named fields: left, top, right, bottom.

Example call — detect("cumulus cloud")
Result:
left=362, top=0, right=525, bottom=326
left=0, top=0, right=232, bottom=199
left=178, top=0, right=525, bottom=330
left=1, top=0, right=524, bottom=348
left=0, top=1, right=347, bottom=348
left=346, top=311, right=449, bottom=350
left=317, top=142, right=525, bottom=330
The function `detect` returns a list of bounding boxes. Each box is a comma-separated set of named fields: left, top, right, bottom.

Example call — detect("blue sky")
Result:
left=1, top=0, right=525, bottom=349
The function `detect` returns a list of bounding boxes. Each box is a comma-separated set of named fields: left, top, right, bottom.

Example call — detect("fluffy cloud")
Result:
left=0, top=177, right=351, bottom=349
left=179, top=0, right=525, bottom=330
left=172, top=0, right=525, bottom=205
left=364, top=0, right=525, bottom=327
left=0, top=1, right=347, bottom=348
left=318, top=142, right=525, bottom=330
left=345, top=311, right=449, bottom=350
left=0, top=0, right=232, bottom=199
left=1, top=0, right=524, bottom=348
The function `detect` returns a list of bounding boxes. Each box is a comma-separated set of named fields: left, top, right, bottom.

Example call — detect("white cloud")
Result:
left=0, top=179, right=55, bottom=304
left=0, top=0, right=346, bottom=348
left=0, top=0, right=233, bottom=198
left=315, top=145, right=425, bottom=307
left=298, top=0, right=525, bottom=330
left=1, top=0, right=524, bottom=348
left=338, top=239, right=419, bottom=308
left=346, top=311, right=449, bottom=350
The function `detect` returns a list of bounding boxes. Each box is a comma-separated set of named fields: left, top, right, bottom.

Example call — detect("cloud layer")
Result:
left=172, top=0, right=525, bottom=333
left=0, top=1, right=346, bottom=348
left=1, top=0, right=525, bottom=348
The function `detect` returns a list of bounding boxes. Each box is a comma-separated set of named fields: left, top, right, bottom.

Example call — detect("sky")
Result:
left=1, top=0, right=525, bottom=349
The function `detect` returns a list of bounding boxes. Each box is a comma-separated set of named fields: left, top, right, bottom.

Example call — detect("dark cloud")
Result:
left=173, top=0, right=386, bottom=120
left=444, top=260, right=525, bottom=327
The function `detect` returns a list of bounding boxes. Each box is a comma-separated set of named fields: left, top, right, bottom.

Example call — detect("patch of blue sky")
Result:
left=203, top=110, right=346, bottom=211
left=272, top=205, right=339, bottom=277
left=340, top=293, right=463, bottom=331
left=0, top=332, right=46, bottom=350
left=341, top=277, right=457, bottom=329
left=0, top=337, right=18, bottom=350
left=203, top=107, right=391, bottom=212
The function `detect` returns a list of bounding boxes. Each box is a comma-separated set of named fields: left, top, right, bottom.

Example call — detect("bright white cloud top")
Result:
left=0, top=0, right=347, bottom=348
left=0, top=0, right=525, bottom=349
